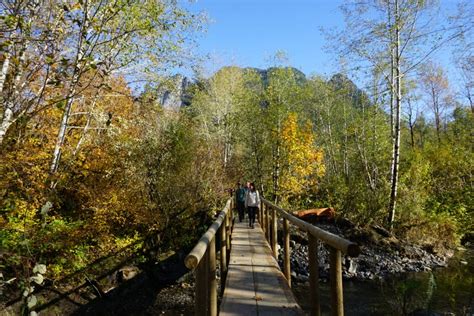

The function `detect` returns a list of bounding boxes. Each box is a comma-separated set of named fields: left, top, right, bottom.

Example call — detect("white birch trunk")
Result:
left=50, top=84, right=77, bottom=173
left=0, top=108, right=14, bottom=144
left=0, top=46, right=26, bottom=144
left=72, top=112, right=92, bottom=156
left=325, top=102, right=337, bottom=175
left=50, top=3, right=88, bottom=173
left=342, top=97, right=349, bottom=178
left=388, top=0, right=401, bottom=228
left=0, top=50, right=11, bottom=95
left=388, top=2, right=396, bottom=190
left=272, top=118, right=281, bottom=204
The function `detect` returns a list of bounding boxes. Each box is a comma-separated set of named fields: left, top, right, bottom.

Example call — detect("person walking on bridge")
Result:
left=235, top=182, right=246, bottom=222
left=245, top=182, right=260, bottom=229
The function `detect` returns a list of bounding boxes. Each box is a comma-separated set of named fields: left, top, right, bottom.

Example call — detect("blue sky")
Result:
left=186, top=0, right=344, bottom=77
left=183, top=0, right=464, bottom=83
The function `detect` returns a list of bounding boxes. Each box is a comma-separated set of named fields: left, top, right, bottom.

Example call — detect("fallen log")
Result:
left=292, top=208, right=335, bottom=220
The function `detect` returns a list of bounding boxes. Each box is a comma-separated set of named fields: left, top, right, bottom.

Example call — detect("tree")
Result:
left=305, top=74, right=391, bottom=221
left=264, top=67, right=305, bottom=202
left=190, top=66, right=246, bottom=169
left=0, top=0, right=202, bottom=172
left=234, top=69, right=268, bottom=192
left=451, top=0, right=474, bottom=113
left=0, top=0, right=63, bottom=144
left=419, top=62, right=452, bottom=143
left=457, top=57, right=474, bottom=113
left=49, top=0, right=200, bottom=174
left=279, top=113, right=325, bottom=204
left=333, top=0, right=455, bottom=229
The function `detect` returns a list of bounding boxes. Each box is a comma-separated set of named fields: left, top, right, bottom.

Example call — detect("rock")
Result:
left=460, top=232, right=474, bottom=245
left=284, top=218, right=451, bottom=282
left=156, top=75, right=191, bottom=109
left=116, top=266, right=140, bottom=283
left=176, top=272, right=193, bottom=283
left=422, top=244, right=436, bottom=254
left=345, top=258, right=358, bottom=274
left=335, top=217, right=356, bottom=229
left=370, top=224, right=392, bottom=238
left=297, top=274, right=309, bottom=282
left=347, top=228, right=378, bottom=244
left=409, top=308, right=442, bottom=316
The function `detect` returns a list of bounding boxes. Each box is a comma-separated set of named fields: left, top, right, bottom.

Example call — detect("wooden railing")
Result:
left=259, top=198, right=360, bottom=316
left=185, top=197, right=360, bottom=316
left=184, top=198, right=234, bottom=316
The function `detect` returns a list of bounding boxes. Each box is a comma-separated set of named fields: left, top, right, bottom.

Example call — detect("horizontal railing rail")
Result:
left=184, top=195, right=360, bottom=316
left=259, top=198, right=360, bottom=316
left=184, top=198, right=234, bottom=316
left=261, top=199, right=360, bottom=257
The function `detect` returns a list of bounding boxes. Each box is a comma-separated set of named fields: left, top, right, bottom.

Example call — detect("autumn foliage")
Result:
left=280, top=113, right=325, bottom=202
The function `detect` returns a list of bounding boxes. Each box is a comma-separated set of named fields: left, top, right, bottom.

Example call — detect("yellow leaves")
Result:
left=114, top=232, right=141, bottom=249
left=4, top=200, right=39, bottom=232
left=280, top=113, right=325, bottom=200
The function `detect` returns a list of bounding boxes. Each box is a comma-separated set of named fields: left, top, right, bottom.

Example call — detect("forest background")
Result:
left=0, top=0, right=472, bottom=311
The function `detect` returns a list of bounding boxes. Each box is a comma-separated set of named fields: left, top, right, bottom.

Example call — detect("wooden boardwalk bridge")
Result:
left=185, top=198, right=360, bottom=316
left=220, top=221, right=301, bottom=315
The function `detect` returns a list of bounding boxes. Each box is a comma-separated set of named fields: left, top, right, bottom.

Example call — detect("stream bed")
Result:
left=291, top=248, right=474, bottom=315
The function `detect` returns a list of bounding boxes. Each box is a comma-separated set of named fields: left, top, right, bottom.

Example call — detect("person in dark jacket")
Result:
left=235, top=182, right=246, bottom=222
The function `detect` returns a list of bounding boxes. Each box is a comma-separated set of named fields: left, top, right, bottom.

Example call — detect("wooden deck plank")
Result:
left=220, top=221, right=303, bottom=315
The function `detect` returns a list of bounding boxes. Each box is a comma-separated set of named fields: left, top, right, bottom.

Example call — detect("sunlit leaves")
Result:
left=280, top=113, right=325, bottom=202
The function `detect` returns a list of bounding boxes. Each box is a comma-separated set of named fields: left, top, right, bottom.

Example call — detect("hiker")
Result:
left=244, top=181, right=251, bottom=220
left=245, top=181, right=251, bottom=190
left=235, top=182, right=246, bottom=222
left=245, top=182, right=260, bottom=229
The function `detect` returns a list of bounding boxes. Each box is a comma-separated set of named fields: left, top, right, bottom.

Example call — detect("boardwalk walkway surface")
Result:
left=220, top=221, right=303, bottom=315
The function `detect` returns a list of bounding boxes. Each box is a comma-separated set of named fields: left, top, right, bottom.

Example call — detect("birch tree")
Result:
left=264, top=67, right=305, bottom=202
left=334, top=0, right=455, bottom=228
left=234, top=69, right=267, bottom=191
left=191, top=66, right=246, bottom=169
left=0, top=0, right=63, bottom=144
left=47, top=0, right=200, bottom=173
left=419, top=62, right=452, bottom=143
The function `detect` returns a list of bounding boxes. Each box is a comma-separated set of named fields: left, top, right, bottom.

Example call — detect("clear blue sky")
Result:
left=185, top=0, right=344, bottom=77
left=182, top=0, right=463, bottom=89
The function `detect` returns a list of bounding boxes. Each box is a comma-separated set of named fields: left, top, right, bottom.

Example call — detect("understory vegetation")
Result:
left=0, top=0, right=472, bottom=313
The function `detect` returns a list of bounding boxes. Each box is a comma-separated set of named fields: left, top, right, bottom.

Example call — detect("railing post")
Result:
left=283, top=218, right=291, bottom=287
left=220, top=219, right=227, bottom=294
left=263, top=204, right=267, bottom=236
left=195, top=248, right=209, bottom=316
left=267, top=207, right=272, bottom=242
left=265, top=206, right=270, bottom=241
left=259, top=200, right=263, bottom=225
left=271, top=207, right=278, bottom=258
left=226, top=209, right=231, bottom=253
left=330, top=247, right=343, bottom=316
left=308, top=234, right=321, bottom=316
left=230, top=199, right=234, bottom=230
left=209, top=237, right=217, bottom=316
